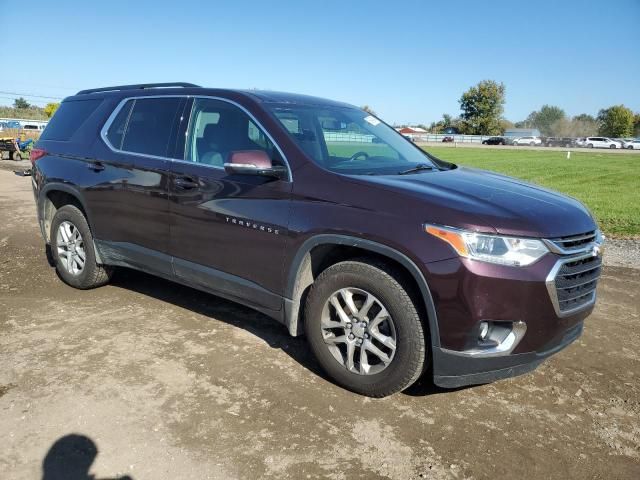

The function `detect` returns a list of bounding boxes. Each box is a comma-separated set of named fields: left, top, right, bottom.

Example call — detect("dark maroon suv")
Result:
left=30, top=83, right=604, bottom=397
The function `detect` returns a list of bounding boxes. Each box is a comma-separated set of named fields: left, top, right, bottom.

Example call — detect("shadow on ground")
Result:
left=42, top=434, right=132, bottom=480
left=63, top=262, right=450, bottom=398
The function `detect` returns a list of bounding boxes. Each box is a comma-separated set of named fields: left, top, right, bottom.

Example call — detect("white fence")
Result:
left=406, top=134, right=503, bottom=144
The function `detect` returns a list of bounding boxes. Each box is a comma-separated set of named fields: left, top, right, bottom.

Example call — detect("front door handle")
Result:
left=87, top=161, right=105, bottom=172
left=174, top=177, right=199, bottom=190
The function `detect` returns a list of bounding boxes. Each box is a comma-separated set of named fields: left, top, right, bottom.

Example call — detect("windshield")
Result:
left=267, top=104, right=440, bottom=175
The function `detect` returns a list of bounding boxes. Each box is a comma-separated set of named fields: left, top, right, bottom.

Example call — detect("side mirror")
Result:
left=224, top=150, right=287, bottom=180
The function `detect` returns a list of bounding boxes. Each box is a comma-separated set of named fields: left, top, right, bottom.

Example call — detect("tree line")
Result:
left=402, top=80, right=640, bottom=138
left=0, top=97, right=59, bottom=121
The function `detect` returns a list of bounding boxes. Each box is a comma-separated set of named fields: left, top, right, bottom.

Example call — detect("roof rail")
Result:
left=76, top=82, right=201, bottom=95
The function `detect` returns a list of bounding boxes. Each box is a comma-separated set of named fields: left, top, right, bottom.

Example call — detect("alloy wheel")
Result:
left=320, top=287, right=397, bottom=375
left=56, top=221, right=86, bottom=275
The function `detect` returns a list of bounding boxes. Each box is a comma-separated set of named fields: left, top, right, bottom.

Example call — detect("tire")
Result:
left=50, top=205, right=112, bottom=289
left=529, top=141, right=535, bottom=146
left=628, top=145, right=634, bottom=150
left=609, top=144, right=616, bottom=149
left=587, top=143, right=594, bottom=148
left=304, top=260, right=426, bottom=397
left=12, top=151, right=22, bottom=161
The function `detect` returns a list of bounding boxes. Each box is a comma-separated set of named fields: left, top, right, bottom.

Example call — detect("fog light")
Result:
left=479, top=321, right=489, bottom=340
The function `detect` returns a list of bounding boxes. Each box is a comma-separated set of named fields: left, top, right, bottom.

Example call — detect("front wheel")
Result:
left=304, top=260, right=426, bottom=397
left=628, top=145, right=634, bottom=150
left=51, top=205, right=113, bottom=289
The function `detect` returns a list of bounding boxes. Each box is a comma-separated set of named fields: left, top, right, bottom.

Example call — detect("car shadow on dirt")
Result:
left=68, top=263, right=459, bottom=398
left=108, top=267, right=329, bottom=381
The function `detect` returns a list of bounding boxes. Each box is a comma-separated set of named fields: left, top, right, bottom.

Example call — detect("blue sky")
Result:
left=2, top=0, right=639, bottom=124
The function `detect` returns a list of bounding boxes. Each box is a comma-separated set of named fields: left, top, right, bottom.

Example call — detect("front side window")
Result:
left=119, top=97, right=183, bottom=157
left=267, top=104, right=439, bottom=175
left=184, top=98, right=282, bottom=168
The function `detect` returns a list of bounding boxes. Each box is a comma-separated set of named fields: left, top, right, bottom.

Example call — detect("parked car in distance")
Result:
left=623, top=139, right=640, bottom=150
left=584, top=137, right=621, bottom=149
left=442, top=136, right=454, bottom=143
left=544, top=137, right=576, bottom=148
left=512, top=136, right=542, bottom=146
left=482, top=136, right=506, bottom=145
left=31, top=82, right=604, bottom=397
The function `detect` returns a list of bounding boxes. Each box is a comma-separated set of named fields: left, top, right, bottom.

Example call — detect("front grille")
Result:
left=547, top=230, right=597, bottom=252
left=549, top=254, right=602, bottom=315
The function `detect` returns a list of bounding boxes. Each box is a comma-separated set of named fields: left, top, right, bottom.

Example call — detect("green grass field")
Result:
left=421, top=147, right=640, bottom=238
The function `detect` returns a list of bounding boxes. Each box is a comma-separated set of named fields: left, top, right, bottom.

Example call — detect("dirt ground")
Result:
left=0, top=164, right=638, bottom=480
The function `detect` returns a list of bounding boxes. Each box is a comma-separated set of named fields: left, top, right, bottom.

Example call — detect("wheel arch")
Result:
left=283, top=235, right=440, bottom=348
left=38, top=183, right=103, bottom=263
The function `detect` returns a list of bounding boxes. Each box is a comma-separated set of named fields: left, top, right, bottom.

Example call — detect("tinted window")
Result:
left=121, top=97, right=183, bottom=157
left=40, top=99, right=102, bottom=141
left=105, top=100, right=134, bottom=150
left=184, top=98, right=282, bottom=168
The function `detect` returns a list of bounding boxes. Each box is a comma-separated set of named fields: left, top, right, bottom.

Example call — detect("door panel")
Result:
left=90, top=96, right=187, bottom=262
left=168, top=97, right=292, bottom=307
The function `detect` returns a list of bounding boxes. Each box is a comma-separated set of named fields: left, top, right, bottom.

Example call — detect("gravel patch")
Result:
left=604, top=239, right=640, bottom=269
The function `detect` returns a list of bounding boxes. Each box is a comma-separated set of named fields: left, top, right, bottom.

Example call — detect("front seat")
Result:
left=197, top=123, right=225, bottom=167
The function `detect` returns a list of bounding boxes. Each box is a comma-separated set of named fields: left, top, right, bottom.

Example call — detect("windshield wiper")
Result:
left=398, top=164, right=435, bottom=175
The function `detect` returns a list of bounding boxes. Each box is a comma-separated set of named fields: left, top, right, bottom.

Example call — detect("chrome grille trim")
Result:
left=545, top=251, right=603, bottom=317
left=543, top=230, right=600, bottom=255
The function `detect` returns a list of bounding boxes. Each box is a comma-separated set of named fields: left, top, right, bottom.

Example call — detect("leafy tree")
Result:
left=633, top=113, right=640, bottom=137
left=13, top=97, right=30, bottom=109
left=499, top=118, right=514, bottom=134
left=458, top=80, right=506, bottom=135
left=569, top=115, right=599, bottom=137
left=361, top=105, right=376, bottom=115
left=573, top=113, right=596, bottom=123
left=44, top=102, right=60, bottom=118
left=528, top=105, right=565, bottom=136
left=597, top=105, right=634, bottom=137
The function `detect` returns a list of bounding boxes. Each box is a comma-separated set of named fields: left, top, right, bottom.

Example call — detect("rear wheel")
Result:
left=587, top=143, right=594, bottom=148
left=304, top=260, right=426, bottom=397
left=12, top=150, right=22, bottom=160
left=609, top=144, right=616, bottom=149
left=51, top=205, right=112, bottom=289
left=628, top=145, right=634, bottom=150
left=529, top=141, right=535, bottom=146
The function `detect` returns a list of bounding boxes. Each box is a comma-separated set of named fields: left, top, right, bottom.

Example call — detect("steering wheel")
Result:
left=348, top=151, right=370, bottom=161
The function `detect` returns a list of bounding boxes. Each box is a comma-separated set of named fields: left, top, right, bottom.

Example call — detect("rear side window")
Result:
left=120, top=97, right=183, bottom=157
left=40, top=99, right=102, bottom=141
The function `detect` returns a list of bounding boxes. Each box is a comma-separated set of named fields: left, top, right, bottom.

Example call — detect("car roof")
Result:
left=66, top=84, right=357, bottom=109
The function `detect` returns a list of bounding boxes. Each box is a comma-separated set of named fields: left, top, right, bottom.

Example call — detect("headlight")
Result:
left=425, top=224, right=549, bottom=267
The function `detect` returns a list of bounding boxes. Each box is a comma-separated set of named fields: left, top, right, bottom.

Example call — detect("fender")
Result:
left=38, top=182, right=104, bottom=264
left=283, top=234, right=440, bottom=348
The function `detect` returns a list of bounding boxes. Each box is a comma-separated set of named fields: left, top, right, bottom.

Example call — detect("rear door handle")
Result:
left=174, top=177, right=199, bottom=190
left=87, top=161, right=105, bottom=171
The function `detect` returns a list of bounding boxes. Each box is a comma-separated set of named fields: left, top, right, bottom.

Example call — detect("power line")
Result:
left=0, top=90, right=64, bottom=100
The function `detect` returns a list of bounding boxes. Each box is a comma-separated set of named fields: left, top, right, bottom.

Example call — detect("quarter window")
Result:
left=40, top=99, right=102, bottom=141
left=105, top=100, right=134, bottom=150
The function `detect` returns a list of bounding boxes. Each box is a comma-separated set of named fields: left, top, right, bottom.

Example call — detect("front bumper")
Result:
left=424, top=247, right=600, bottom=388
left=433, top=321, right=583, bottom=388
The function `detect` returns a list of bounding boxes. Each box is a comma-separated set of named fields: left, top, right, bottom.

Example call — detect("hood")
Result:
left=352, top=167, right=596, bottom=238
